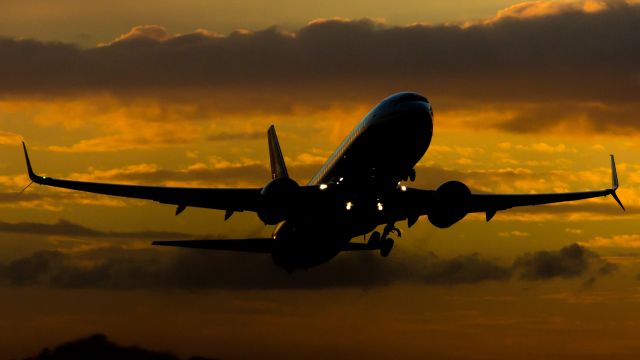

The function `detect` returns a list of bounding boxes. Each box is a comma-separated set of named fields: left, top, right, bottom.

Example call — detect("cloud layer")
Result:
left=0, top=219, right=193, bottom=239
left=0, top=0, right=638, bottom=145
left=0, top=1, right=638, bottom=121
left=0, top=241, right=614, bottom=290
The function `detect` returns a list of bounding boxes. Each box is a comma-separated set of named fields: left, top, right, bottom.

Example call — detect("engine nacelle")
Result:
left=427, top=180, right=471, bottom=228
left=258, top=177, right=300, bottom=225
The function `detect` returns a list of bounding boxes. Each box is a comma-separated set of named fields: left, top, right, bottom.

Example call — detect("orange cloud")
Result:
left=0, top=131, right=22, bottom=145
left=488, top=0, right=609, bottom=23
left=0, top=2, right=638, bottom=138
left=101, top=25, right=171, bottom=46
left=581, top=234, right=640, bottom=249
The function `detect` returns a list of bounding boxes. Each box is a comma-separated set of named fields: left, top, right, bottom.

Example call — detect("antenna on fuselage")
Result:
left=267, top=125, right=289, bottom=180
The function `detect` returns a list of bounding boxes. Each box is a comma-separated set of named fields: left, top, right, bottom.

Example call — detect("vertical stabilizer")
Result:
left=268, top=125, right=289, bottom=180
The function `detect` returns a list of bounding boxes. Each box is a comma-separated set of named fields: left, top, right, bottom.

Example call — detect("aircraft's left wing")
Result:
left=404, top=155, right=624, bottom=222
left=21, top=142, right=262, bottom=213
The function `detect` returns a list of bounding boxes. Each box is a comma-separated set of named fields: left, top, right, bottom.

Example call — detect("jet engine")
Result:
left=427, top=180, right=471, bottom=228
left=258, top=177, right=300, bottom=225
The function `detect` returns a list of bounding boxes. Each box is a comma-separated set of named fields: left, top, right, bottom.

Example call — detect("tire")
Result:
left=380, top=238, right=394, bottom=257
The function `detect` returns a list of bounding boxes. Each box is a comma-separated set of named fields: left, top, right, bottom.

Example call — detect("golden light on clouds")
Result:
left=0, top=2, right=639, bottom=359
left=488, top=0, right=611, bottom=22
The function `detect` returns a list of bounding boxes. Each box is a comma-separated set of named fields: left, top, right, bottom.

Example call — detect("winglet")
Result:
left=609, top=154, right=624, bottom=211
left=22, top=142, right=41, bottom=182
left=267, top=125, right=289, bottom=180
left=610, top=154, right=619, bottom=191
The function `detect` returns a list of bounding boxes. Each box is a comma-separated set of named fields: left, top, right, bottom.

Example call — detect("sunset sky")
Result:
left=1, top=1, right=640, bottom=359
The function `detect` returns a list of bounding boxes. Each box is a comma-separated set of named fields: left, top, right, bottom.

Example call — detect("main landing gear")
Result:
left=367, top=223, right=401, bottom=257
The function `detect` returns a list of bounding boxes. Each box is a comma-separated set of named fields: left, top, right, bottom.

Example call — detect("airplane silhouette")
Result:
left=21, top=92, right=624, bottom=272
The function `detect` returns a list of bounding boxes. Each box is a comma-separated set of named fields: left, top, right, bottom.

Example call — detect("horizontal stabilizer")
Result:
left=152, top=238, right=277, bottom=253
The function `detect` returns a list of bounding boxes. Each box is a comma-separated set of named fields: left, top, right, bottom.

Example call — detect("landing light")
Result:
left=346, top=201, right=353, bottom=210
left=319, top=184, right=328, bottom=190
left=339, top=177, right=344, bottom=181
left=377, top=202, right=383, bottom=211
left=401, top=185, right=407, bottom=191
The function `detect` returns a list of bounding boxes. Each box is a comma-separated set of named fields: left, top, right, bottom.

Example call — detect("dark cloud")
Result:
left=417, top=253, right=511, bottom=284
left=24, top=333, right=214, bottom=360
left=0, top=3, right=639, bottom=133
left=0, top=219, right=194, bottom=239
left=0, top=241, right=614, bottom=290
left=0, top=191, right=133, bottom=210
left=0, top=248, right=502, bottom=289
left=0, top=192, right=48, bottom=204
left=493, top=102, right=640, bottom=135
left=512, top=243, right=617, bottom=280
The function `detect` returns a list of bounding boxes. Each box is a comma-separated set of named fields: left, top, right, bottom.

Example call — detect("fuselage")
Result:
left=271, top=92, right=434, bottom=270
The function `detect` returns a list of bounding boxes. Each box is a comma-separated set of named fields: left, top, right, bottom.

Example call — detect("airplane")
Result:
left=21, top=92, right=624, bottom=272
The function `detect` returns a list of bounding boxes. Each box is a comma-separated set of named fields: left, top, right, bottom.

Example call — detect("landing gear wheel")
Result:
left=368, top=231, right=381, bottom=245
left=380, top=238, right=394, bottom=257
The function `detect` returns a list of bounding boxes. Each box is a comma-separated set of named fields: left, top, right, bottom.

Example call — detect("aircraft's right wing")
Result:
left=22, top=142, right=262, bottom=213
left=402, top=155, right=624, bottom=223
left=466, top=155, right=624, bottom=217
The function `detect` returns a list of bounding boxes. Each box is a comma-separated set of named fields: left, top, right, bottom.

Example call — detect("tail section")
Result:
left=268, top=125, right=289, bottom=180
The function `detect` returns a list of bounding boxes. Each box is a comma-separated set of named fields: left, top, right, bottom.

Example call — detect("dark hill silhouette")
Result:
left=23, top=334, right=217, bottom=360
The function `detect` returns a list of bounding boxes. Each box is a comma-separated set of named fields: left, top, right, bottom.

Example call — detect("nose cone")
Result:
left=371, top=92, right=433, bottom=128
left=372, top=92, right=432, bottom=119
left=383, top=92, right=429, bottom=105
left=364, top=92, right=433, bottom=169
